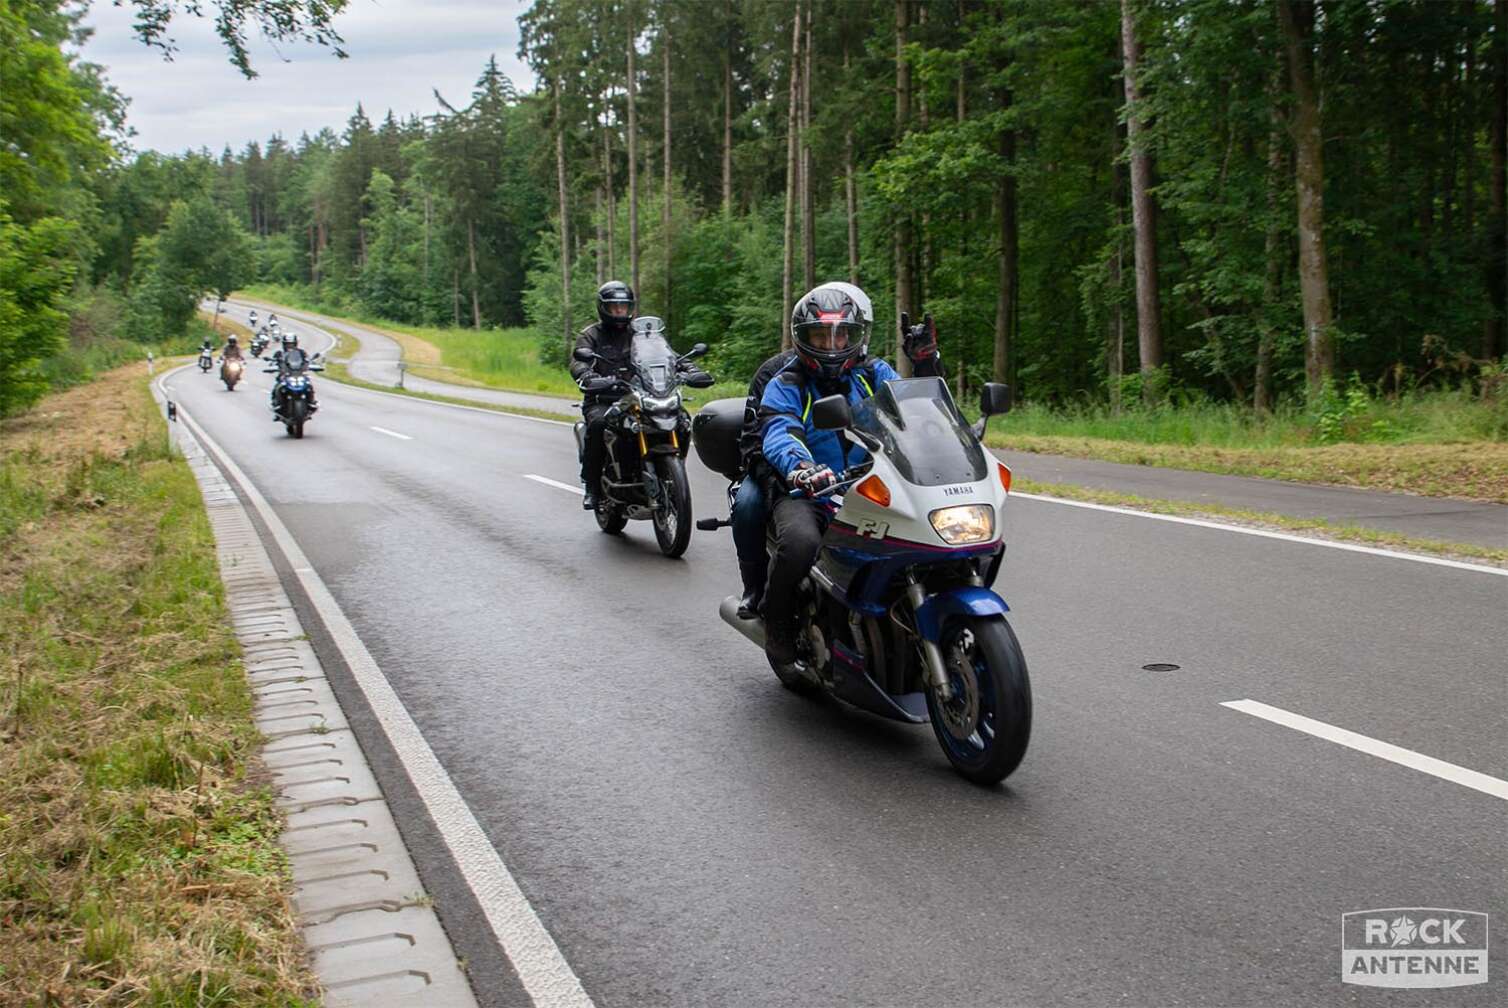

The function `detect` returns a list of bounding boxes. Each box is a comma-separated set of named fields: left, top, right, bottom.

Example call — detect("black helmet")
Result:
left=791, top=284, right=869, bottom=383
left=281, top=332, right=298, bottom=350
left=227, top=335, right=238, bottom=344
left=596, top=281, right=636, bottom=333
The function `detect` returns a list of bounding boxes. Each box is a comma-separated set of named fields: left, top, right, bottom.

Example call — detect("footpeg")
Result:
left=696, top=517, right=730, bottom=531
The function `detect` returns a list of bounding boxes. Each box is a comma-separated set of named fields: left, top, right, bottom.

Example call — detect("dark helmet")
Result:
left=281, top=331, right=298, bottom=350
left=791, top=284, right=870, bottom=383
left=227, top=335, right=238, bottom=345
left=596, top=281, right=636, bottom=333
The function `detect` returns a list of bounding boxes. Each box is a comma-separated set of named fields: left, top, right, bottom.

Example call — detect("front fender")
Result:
left=914, top=586, right=1010, bottom=643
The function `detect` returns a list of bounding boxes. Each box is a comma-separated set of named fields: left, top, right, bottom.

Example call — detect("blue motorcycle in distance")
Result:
left=693, top=377, right=1030, bottom=784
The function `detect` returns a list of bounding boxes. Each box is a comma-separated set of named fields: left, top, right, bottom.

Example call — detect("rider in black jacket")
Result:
left=571, top=281, right=637, bottom=511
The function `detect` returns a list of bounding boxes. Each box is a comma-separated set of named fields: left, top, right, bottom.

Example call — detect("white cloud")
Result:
left=78, top=0, right=537, bottom=155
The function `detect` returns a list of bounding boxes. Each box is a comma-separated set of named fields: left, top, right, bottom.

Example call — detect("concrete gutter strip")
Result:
left=155, top=375, right=479, bottom=1008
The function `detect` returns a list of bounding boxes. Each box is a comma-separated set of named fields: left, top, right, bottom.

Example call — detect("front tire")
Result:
left=925, top=616, right=1031, bottom=785
left=287, top=398, right=308, bottom=439
left=651, top=455, right=692, bottom=557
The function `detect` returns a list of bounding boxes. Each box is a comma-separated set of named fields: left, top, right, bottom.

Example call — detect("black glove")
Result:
left=900, top=311, right=939, bottom=363
left=580, top=374, right=622, bottom=394
left=788, top=461, right=838, bottom=496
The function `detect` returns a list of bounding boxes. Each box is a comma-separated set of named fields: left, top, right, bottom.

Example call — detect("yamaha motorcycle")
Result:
left=692, top=377, right=1030, bottom=784
left=264, top=347, right=323, bottom=438
left=572, top=316, right=713, bottom=558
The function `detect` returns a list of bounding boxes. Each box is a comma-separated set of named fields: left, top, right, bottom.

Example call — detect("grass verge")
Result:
left=0, top=364, right=316, bottom=1006
left=988, top=433, right=1508, bottom=504
left=1013, top=477, right=1507, bottom=567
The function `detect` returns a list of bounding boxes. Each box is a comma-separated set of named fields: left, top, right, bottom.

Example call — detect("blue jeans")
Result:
left=731, top=475, right=769, bottom=580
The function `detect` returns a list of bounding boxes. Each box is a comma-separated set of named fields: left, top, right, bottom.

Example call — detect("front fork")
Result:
left=904, top=574, right=955, bottom=702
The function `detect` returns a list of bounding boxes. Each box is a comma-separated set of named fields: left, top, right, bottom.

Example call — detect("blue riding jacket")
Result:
left=758, top=357, right=900, bottom=480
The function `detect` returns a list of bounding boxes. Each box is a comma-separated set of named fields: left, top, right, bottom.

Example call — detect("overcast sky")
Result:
left=78, top=0, right=536, bottom=156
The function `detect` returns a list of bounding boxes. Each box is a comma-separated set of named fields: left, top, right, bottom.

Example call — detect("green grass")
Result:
left=0, top=366, right=316, bottom=1006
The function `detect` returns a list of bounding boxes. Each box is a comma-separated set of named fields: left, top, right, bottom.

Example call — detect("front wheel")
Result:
left=925, top=616, right=1031, bottom=785
left=651, top=455, right=692, bottom=557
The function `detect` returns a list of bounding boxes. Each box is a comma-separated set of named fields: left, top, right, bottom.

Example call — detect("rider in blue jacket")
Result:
left=756, top=283, right=940, bottom=663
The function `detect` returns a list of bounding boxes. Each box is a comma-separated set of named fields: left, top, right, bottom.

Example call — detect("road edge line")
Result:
left=159, top=370, right=595, bottom=1008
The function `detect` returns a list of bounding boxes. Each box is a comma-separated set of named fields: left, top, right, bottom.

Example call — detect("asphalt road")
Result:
left=168, top=315, right=1507, bottom=1007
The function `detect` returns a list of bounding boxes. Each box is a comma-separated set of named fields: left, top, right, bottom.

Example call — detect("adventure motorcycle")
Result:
left=197, top=349, right=214, bottom=372
left=250, top=331, right=269, bottom=357
left=265, top=347, right=323, bottom=438
left=692, top=377, right=1029, bottom=784
left=220, top=356, right=244, bottom=390
left=572, top=316, right=713, bottom=558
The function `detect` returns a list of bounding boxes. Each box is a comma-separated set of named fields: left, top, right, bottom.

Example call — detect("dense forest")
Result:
left=3, top=0, right=1505, bottom=417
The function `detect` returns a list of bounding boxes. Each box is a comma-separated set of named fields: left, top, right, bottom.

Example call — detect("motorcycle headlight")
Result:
left=641, top=393, right=679, bottom=411
left=929, top=504, right=995, bottom=545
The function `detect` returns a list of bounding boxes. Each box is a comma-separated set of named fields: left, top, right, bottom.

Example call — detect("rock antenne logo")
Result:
left=1341, top=908, right=1488, bottom=989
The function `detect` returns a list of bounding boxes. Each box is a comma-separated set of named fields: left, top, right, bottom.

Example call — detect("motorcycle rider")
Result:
left=756, top=284, right=943, bottom=663
left=248, top=309, right=258, bottom=328
left=570, top=281, right=637, bottom=511
left=221, top=334, right=244, bottom=361
left=269, top=331, right=316, bottom=416
left=731, top=284, right=942, bottom=619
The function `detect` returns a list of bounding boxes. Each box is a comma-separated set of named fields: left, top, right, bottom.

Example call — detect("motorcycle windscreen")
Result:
left=629, top=319, right=675, bottom=395
left=282, top=348, right=307, bottom=372
left=853, top=377, right=989, bottom=487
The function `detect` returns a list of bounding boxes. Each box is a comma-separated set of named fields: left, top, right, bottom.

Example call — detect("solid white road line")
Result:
left=163, top=383, right=594, bottom=1008
left=370, top=425, right=413, bottom=440
left=524, top=473, right=585, bottom=495
left=1221, top=698, right=1508, bottom=802
left=1009, top=490, right=1507, bottom=577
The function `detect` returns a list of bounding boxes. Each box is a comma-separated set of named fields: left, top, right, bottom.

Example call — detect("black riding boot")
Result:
left=737, top=561, right=766, bottom=619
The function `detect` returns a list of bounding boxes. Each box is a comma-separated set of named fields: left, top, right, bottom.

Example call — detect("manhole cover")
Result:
left=1142, top=663, right=1181, bottom=672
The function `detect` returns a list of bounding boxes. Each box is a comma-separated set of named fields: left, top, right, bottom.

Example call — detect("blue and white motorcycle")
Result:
left=264, top=347, right=323, bottom=439
left=695, top=377, right=1029, bottom=784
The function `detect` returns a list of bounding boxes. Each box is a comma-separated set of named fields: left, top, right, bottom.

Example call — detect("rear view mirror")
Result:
left=980, top=383, right=1012, bottom=417
left=573, top=347, right=595, bottom=362
left=811, top=394, right=852, bottom=431
left=682, top=342, right=708, bottom=360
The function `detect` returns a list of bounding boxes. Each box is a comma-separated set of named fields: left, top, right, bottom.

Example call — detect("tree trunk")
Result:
left=1487, top=0, right=1507, bottom=359
left=423, top=190, right=432, bottom=322
left=627, top=10, right=640, bottom=295
left=844, top=34, right=859, bottom=283
left=555, top=76, right=572, bottom=356
left=453, top=265, right=461, bottom=328
left=894, top=0, right=915, bottom=376
left=917, top=2, right=932, bottom=312
left=1277, top=0, right=1335, bottom=393
left=1109, top=99, right=1125, bottom=414
left=467, top=217, right=481, bottom=330
left=595, top=187, right=606, bottom=286
left=993, top=86, right=1017, bottom=388
left=1121, top=0, right=1163, bottom=397
left=1255, top=69, right=1284, bottom=413
left=723, top=0, right=734, bottom=215
left=602, top=101, right=616, bottom=278
left=801, top=0, right=816, bottom=293
left=663, top=17, right=673, bottom=325
left=781, top=3, right=802, bottom=350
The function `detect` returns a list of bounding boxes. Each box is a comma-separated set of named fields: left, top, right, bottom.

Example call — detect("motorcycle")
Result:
left=197, top=349, right=214, bottom=372
left=250, top=331, right=269, bottom=357
left=572, top=316, right=713, bottom=558
left=220, top=355, right=245, bottom=391
left=264, top=347, right=323, bottom=438
left=691, top=377, right=1030, bottom=785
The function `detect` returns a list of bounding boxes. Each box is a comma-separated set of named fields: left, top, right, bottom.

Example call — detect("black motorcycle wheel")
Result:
left=924, top=616, right=1031, bottom=785
left=595, top=502, right=627, bottom=534
left=651, top=455, right=692, bottom=557
left=288, top=399, right=307, bottom=439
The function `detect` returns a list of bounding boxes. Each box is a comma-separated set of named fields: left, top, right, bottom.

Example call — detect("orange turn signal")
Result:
left=855, top=475, right=891, bottom=507
left=998, top=463, right=1012, bottom=494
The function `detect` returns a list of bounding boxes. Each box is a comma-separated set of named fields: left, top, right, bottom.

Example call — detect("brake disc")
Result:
left=940, top=628, right=980, bottom=740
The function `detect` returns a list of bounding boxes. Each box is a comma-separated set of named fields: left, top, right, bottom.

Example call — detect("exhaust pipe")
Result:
left=718, top=595, right=766, bottom=648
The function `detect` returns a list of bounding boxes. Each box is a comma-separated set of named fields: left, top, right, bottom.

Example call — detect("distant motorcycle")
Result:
left=220, top=356, right=244, bottom=391
left=572, top=316, right=713, bottom=557
left=250, top=330, right=269, bottom=357
left=265, top=348, right=324, bottom=438
left=692, top=377, right=1030, bottom=785
left=197, top=349, right=214, bottom=372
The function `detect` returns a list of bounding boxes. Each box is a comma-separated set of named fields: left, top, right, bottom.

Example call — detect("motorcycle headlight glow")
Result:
left=929, top=504, right=995, bottom=545
left=641, top=393, right=679, bottom=411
